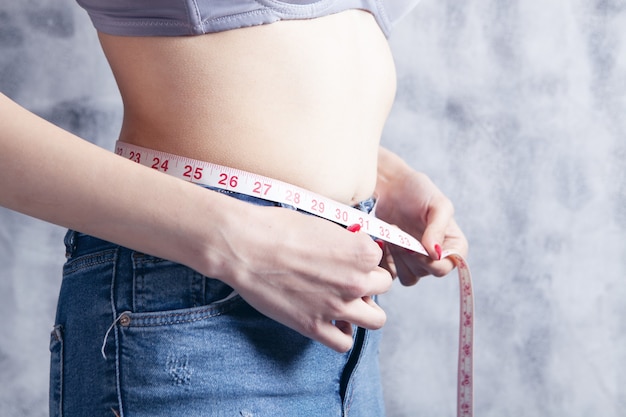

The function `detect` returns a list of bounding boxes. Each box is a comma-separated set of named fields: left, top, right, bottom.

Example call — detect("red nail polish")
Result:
left=347, top=224, right=361, bottom=233
left=376, top=240, right=384, bottom=250
left=434, top=244, right=443, bottom=260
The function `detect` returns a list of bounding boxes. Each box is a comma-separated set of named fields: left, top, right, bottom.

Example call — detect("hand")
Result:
left=217, top=205, right=393, bottom=353
left=375, top=148, right=468, bottom=286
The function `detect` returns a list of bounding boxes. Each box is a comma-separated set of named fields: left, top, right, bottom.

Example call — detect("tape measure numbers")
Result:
left=115, top=141, right=475, bottom=417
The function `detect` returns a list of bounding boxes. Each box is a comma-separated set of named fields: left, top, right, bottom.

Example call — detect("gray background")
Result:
left=1, top=0, right=625, bottom=416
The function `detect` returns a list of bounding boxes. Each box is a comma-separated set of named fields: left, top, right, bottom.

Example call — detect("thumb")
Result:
left=421, top=195, right=454, bottom=260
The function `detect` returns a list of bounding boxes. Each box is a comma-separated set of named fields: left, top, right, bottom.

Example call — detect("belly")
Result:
left=98, top=10, right=397, bottom=204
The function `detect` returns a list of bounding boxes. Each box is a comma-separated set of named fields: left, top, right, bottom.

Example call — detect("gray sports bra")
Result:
left=76, top=0, right=421, bottom=38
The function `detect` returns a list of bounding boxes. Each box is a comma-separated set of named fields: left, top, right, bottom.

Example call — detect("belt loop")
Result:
left=64, top=230, right=77, bottom=258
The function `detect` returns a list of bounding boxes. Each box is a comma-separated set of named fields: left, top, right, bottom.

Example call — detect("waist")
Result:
left=119, top=134, right=379, bottom=205
left=114, top=141, right=378, bottom=216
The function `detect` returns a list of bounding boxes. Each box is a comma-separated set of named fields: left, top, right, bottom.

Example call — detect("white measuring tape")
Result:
left=115, top=141, right=474, bottom=416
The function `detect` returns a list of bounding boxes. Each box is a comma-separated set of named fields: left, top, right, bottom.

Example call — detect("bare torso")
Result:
left=98, top=10, right=396, bottom=204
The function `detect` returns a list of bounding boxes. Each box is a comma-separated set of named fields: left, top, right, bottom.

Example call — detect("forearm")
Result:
left=0, top=93, right=245, bottom=278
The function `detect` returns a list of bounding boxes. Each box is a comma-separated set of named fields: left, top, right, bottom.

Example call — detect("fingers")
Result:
left=334, top=266, right=390, bottom=330
left=314, top=296, right=387, bottom=353
left=379, top=248, right=397, bottom=279
left=340, top=295, right=387, bottom=329
left=384, top=217, right=468, bottom=285
left=347, top=226, right=393, bottom=294
left=421, top=193, right=455, bottom=260
left=415, top=193, right=469, bottom=279
left=386, top=243, right=430, bottom=285
left=334, top=320, right=354, bottom=338
left=362, top=266, right=394, bottom=296
left=314, top=321, right=355, bottom=353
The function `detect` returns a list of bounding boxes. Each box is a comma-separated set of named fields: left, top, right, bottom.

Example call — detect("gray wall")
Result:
left=1, top=0, right=625, bottom=416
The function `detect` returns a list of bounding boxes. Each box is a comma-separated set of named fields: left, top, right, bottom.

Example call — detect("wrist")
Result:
left=168, top=186, right=255, bottom=285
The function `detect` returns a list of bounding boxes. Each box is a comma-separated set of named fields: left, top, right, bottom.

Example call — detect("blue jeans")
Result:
left=50, top=188, right=384, bottom=417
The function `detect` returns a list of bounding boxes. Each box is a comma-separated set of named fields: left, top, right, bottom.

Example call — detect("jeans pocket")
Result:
left=131, top=252, right=237, bottom=313
left=49, top=325, right=64, bottom=417
left=115, top=299, right=346, bottom=417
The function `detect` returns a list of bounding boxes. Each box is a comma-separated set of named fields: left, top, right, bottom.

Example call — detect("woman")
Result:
left=0, top=1, right=467, bottom=415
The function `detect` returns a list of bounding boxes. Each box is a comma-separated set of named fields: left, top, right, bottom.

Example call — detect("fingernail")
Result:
left=375, top=240, right=384, bottom=250
left=347, top=224, right=361, bottom=233
left=434, top=244, right=443, bottom=260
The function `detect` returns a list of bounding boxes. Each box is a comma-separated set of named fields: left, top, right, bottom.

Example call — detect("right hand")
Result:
left=220, top=205, right=392, bottom=353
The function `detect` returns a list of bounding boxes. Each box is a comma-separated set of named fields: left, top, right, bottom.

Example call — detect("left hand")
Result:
left=374, top=148, right=468, bottom=286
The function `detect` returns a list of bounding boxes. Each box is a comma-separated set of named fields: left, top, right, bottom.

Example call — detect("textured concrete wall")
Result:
left=1, top=1, right=625, bottom=416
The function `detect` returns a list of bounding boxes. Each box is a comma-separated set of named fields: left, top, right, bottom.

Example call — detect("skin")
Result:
left=0, top=10, right=467, bottom=353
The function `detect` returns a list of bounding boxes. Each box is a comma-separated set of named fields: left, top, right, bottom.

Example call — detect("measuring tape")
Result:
left=115, top=141, right=474, bottom=416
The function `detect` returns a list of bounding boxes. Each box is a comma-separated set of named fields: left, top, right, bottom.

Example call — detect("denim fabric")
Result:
left=51, top=188, right=384, bottom=417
